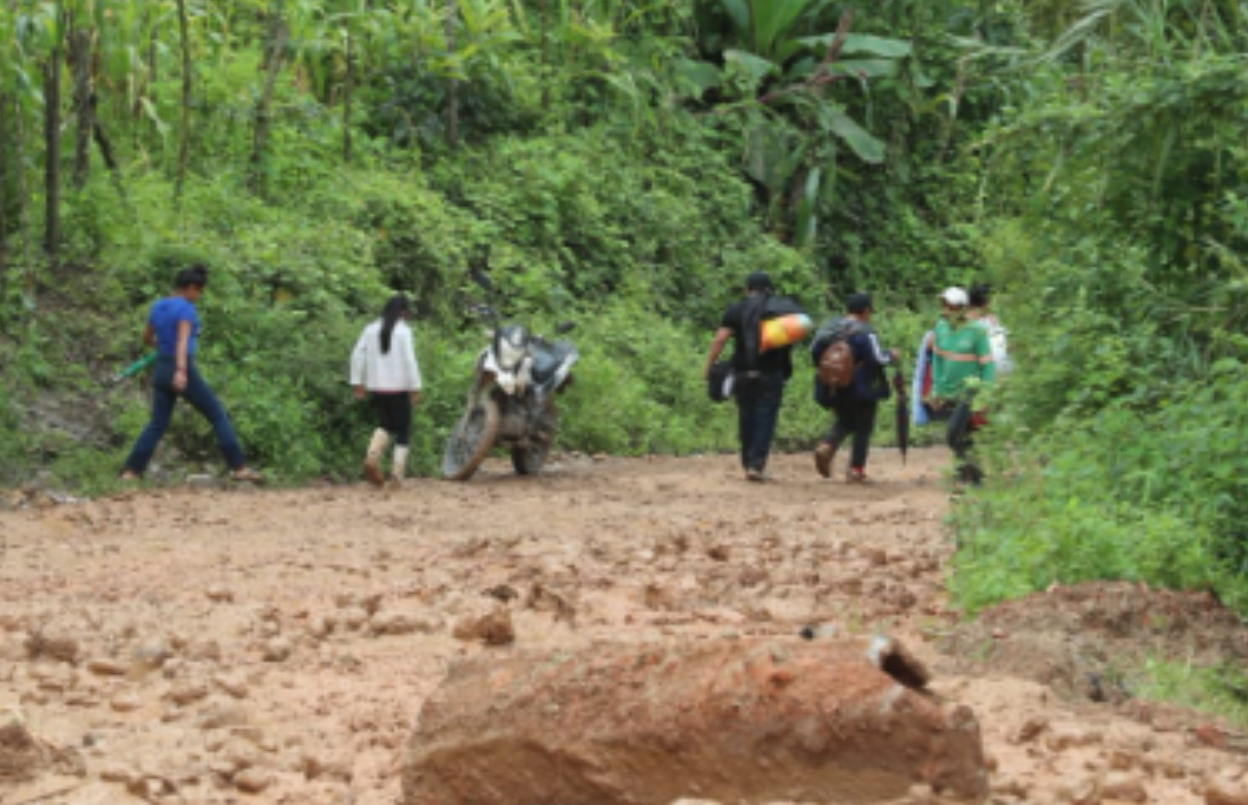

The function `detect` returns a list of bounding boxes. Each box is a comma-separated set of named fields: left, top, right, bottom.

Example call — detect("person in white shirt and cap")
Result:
left=350, top=294, right=423, bottom=487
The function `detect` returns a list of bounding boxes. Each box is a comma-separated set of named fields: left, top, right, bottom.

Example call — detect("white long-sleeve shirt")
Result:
left=350, top=319, right=422, bottom=392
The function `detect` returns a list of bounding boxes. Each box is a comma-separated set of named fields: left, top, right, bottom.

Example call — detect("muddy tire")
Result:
left=511, top=441, right=550, bottom=475
left=442, top=397, right=500, bottom=481
left=511, top=404, right=558, bottom=476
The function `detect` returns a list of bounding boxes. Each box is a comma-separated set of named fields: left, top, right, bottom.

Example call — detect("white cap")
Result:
left=940, top=287, right=969, bottom=307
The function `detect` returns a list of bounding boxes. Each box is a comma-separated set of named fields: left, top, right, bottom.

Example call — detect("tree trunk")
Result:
left=175, top=0, right=192, bottom=199
left=150, top=20, right=159, bottom=83
left=249, top=6, right=289, bottom=198
left=15, top=92, right=32, bottom=287
left=540, top=0, right=550, bottom=110
left=0, top=87, right=9, bottom=301
left=43, top=48, right=62, bottom=264
left=70, top=25, right=94, bottom=188
left=92, top=103, right=127, bottom=203
left=343, top=26, right=353, bottom=164
left=445, top=0, right=459, bottom=148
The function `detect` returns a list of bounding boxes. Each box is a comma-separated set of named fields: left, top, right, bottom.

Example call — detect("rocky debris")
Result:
left=85, top=657, right=128, bottom=677
left=942, top=582, right=1248, bottom=704
left=263, top=636, right=294, bottom=662
left=234, top=766, right=274, bottom=793
left=370, top=610, right=442, bottom=637
left=0, top=715, right=46, bottom=781
left=525, top=583, right=577, bottom=624
left=1207, top=775, right=1248, bottom=805
left=451, top=605, right=515, bottom=646
left=23, top=625, right=80, bottom=663
left=402, top=636, right=988, bottom=805
left=205, top=585, right=235, bottom=603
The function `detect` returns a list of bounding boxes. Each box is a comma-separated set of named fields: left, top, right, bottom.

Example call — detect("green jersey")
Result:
left=932, top=317, right=996, bottom=399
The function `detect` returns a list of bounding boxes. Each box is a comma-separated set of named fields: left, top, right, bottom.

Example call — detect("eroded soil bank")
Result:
left=2, top=449, right=1246, bottom=804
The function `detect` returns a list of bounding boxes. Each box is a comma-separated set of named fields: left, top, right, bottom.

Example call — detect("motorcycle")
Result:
left=441, top=272, right=578, bottom=481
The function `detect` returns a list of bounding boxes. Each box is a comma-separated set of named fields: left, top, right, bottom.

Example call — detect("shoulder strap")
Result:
left=740, top=294, right=769, bottom=372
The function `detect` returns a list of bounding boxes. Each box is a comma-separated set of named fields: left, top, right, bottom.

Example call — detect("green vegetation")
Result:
left=1, top=0, right=1246, bottom=635
left=1141, top=659, right=1248, bottom=732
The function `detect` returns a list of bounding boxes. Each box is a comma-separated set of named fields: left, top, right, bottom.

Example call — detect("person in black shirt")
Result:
left=703, top=271, right=794, bottom=481
left=813, top=293, right=899, bottom=483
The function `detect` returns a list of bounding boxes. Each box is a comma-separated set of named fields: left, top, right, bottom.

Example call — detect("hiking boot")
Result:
left=846, top=468, right=870, bottom=484
left=363, top=429, right=390, bottom=488
left=389, top=446, right=409, bottom=490
left=814, top=443, right=836, bottom=478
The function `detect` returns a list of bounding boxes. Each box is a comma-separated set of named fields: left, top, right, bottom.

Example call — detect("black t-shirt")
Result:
left=721, top=296, right=794, bottom=379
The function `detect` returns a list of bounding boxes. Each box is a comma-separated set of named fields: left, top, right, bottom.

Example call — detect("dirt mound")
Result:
left=0, top=717, right=47, bottom=782
left=941, top=581, right=1248, bottom=703
left=403, top=635, right=988, bottom=805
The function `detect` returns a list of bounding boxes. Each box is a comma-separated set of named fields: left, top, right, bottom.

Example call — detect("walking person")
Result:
left=812, top=293, right=900, bottom=483
left=120, top=265, right=264, bottom=483
left=350, top=294, right=423, bottom=488
left=968, top=283, right=1012, bottom=376
left=927, top=286, right=996, bottom=484
left=703, top=271, right=795, bottom=482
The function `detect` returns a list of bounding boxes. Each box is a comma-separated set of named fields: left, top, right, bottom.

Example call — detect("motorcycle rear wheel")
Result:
left=441, top=397, right=500, bottom=481
left=510, top=402, right=559, bottom=475
left=511, top=442, right=549, bottom=475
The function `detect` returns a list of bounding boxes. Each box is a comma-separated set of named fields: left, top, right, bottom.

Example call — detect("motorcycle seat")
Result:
left=531, top=339, right=576, bottom=385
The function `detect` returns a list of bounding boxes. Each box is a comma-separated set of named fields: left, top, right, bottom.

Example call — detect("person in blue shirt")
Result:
left=812, top=293, right=899, bottom=483
left=120, top=266, right=263, bottom=483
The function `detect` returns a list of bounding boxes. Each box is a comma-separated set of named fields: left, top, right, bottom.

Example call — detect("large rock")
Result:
left=401, top=636, right=988, bottom=805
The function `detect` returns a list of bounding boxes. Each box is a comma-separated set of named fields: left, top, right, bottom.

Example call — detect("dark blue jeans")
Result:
left=124, top=357, right=246, bottom=474
left=735, top=375, right=784, bottom=472
left=825, top=397, right=879, bottom=470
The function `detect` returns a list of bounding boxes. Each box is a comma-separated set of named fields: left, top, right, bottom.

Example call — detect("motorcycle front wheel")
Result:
left=441, top=397, right=500, bottom=481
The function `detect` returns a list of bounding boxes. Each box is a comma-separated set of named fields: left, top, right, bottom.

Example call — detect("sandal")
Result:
left=230, top=467, right=266, bottom=484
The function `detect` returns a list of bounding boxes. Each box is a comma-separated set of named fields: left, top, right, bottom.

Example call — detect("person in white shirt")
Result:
left=350, top=294, right=423, bottom=487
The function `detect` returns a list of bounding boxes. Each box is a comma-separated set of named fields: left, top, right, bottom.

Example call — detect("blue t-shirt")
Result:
left=149, top=297, right=201, bottom=357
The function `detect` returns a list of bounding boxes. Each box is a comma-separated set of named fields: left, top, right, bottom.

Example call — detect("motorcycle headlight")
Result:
left=499, top=339, right=526, bottom=371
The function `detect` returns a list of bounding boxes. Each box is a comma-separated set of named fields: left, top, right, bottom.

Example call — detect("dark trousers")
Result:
left=735, top=376, right=784, bottom=472
left=124, top=357, right=246, bottom=474
left=824, top=397, right=879, bottom=470
left=929, top=397, right=982, bottom=484
left=371, top=392, right=412, bottom=446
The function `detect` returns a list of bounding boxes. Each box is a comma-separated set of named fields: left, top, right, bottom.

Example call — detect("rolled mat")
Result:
left=760, top=313, right=813, bottom=353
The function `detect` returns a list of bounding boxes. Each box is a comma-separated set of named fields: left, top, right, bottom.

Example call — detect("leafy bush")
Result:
left=953, top=358, right=1248, bottom=618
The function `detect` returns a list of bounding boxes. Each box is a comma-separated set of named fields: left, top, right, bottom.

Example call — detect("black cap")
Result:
left=745, top=271, right=773, bottom=292
left=847, top=292, right=872, bottom=314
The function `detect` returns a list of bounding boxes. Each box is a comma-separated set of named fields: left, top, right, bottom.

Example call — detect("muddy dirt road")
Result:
left=2, top=449, right=1246, bottom=804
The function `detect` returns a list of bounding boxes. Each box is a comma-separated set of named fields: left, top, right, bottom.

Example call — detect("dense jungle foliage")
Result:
left=1, top=0, right=1246, bottom=628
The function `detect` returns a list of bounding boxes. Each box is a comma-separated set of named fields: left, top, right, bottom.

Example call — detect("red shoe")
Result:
left=846, top=468, right=870, bottom=484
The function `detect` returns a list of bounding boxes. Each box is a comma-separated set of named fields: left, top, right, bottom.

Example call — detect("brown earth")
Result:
left=2, top=448, right=1247, bottom=805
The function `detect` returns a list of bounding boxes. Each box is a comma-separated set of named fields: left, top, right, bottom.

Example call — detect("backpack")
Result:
left=985, top=319, right=1012, bottom=376
left=739, top=293, right=808, bottom=373
left=812, top=318, right=861, bottom=391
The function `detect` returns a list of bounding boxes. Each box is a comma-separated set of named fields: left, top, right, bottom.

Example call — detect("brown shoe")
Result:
left=363, top=458, right=385, bottom=488
left=814, top=443, right=836, bottom=478
left=745, top=468, right=765, bottom=482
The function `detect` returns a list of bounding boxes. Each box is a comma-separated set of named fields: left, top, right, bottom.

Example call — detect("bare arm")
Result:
left=141, top=323, right=156, bottom=347
left=704, top=327, right=733, bottom=380
left=173, top=320, right=192, bottom=391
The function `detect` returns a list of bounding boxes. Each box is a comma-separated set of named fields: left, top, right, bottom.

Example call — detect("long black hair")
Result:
left=379, top=294, right=411, bottom=355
